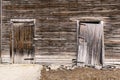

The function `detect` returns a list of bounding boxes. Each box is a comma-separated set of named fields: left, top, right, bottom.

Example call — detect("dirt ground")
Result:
left=0, top=64, right=120, bottom=80
left=41, top=67, right=120, bottom=80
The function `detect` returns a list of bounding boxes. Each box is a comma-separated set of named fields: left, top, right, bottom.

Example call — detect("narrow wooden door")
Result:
left=77, top=22, right=103, bottom=66
left=11, top=22, right=34, bottom=63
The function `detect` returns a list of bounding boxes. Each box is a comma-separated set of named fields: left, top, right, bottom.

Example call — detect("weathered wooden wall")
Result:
left=0, top=0, right=1, bottom=62
left=1, top=0, right=120, bottom=64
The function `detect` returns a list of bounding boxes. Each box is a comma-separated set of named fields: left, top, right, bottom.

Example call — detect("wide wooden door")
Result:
left=11, top=22, right=34, bottom=63
left=77, top=22, right=103, bottom=66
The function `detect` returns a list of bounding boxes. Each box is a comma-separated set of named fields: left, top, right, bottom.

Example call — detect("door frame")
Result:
left=10, top=19, right=36, bottom=63
left=76, top=20, right=104, bottom=66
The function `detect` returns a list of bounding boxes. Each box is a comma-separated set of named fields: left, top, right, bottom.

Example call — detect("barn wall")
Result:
left=1, top=0, right=120, bottom=64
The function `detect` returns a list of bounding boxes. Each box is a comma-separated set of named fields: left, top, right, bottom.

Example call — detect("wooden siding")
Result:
left=1, top=0, right=120, bottom=64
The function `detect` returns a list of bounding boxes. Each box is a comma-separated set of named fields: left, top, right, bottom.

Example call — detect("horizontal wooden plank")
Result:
left=52, top=10, right=120, bottom=16
left=105, top=54, right=120, bottom=59
left=35, top=51, right=76, bottom=56
left=35, top=59, right=72, bottom=63
left=105, top=40, right=120, bottom=44
left=35, top=41, right=76, bottom=47
left=104, top=61, right=120, bottom=65
left=35, top=55, right=76, bottom=59
left=35, top=60, right=73, bottom=65
left=3, top=2, right=120, bottom=10
left=35, top=47, right=76, bottom=52
left=35, top=32, right=76, bottom=39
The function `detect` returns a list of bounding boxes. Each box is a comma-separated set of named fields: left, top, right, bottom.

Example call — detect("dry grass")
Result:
left=41, top=67, right=120, bottom=80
